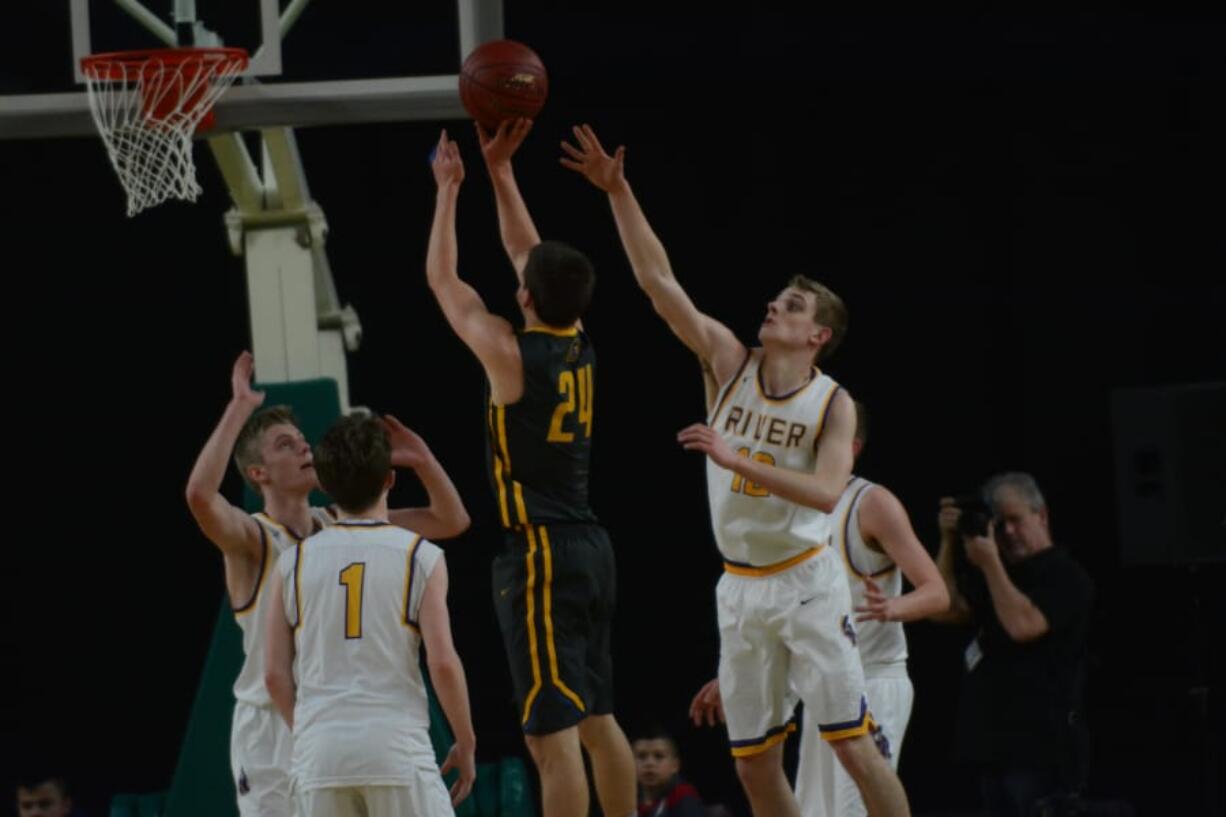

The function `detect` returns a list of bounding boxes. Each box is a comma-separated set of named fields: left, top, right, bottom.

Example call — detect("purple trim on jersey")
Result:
left=232, top=523, right=269, bottom=613
left=756, top=361, right=820, bottom=401
left=818, top=695, right=869, bottom=734
left=291, top=541, right=304, bottom=628
left=707, top=349, right=752, bottom=426
left=841, top=481, right=877, bottom=578
left=728, top=720, right=793, bottom=749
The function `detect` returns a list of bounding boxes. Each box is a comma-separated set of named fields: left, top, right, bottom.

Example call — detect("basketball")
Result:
left=459, top=40, right=548, bottom=130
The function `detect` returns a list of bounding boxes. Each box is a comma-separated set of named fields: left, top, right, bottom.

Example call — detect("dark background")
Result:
left=4, top=5, right=1224, bottom=816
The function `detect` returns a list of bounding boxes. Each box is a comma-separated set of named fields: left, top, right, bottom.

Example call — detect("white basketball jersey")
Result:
left=277, top=520, right=443, bottom=789
left=706, top=350, right=843, bottom=566
left=832, top=477, right=907, bottom=673
left=232, top=507, right=334, bottom=706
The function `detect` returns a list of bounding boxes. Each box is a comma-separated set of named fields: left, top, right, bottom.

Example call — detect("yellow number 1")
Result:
left=338, top=562, right=365, bottom=639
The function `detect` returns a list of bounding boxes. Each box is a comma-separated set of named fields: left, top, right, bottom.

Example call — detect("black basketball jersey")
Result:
left=486, top=326, right=598, bottom=529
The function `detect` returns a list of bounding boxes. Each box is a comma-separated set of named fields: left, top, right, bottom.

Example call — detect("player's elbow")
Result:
left=185, top=483, right=212, bottom=517
left=928, top=591, right=971, bottom=625
left=440, top=507, right=472, bottom=539
left=812, top=495, right=839, bottom=514
left=264, top=667, right=292, bottom=700
left=425, top=260, right=456, bottom=291
left=807, top=482, right=840, bottom=514
left=928, top=580, right=952, bottom=615
left=1005, top=617, right=1048, bottom=643
left=426, top=648, right=464, bottom=681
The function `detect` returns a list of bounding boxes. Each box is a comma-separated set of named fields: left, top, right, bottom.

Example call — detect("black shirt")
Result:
left=957, top=546, right=1094, bottom=768
left=485, top=327, right=599, bottom=530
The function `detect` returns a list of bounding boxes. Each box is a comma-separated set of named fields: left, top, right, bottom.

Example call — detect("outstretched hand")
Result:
left=431, top=130, right=465, bottom=189
left=559, top=124, right=627, bottom=193
left=381, top=414, right=434, bottom=471
left=477, top=117, right=533, bottom=169
left=677, top=423, right=738, bottom=470
left=231, top=350, right=265, bottom=409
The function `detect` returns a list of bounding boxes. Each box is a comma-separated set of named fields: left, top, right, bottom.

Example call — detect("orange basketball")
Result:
left=459, top=39, right=548, bottom=130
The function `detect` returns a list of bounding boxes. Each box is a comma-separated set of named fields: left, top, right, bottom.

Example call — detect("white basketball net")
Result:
left=82, top=49, right=246, bottom=216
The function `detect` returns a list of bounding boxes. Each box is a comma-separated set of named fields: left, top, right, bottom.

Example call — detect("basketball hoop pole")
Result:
left=172, top=0, right=225, bottom=48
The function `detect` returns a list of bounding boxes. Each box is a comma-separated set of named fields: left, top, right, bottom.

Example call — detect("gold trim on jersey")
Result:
left=729, top=722, right=798, bottom=757
left=723, top=546, right=823, bottom=577
left=489, top=403, right=514, bottom=528
left=253, top=512, right=304, bottom=544
left=753, top=359, right=822, bottom=405
left=520, top=524, right=544, bottom=725
left=819, top=710, right=875, bottom=743
left=539, top=526, right=587, bottom=714
left=707, top=350, right=752, bottom=425
left=523, top=325, right=579, bottom=337
left=839, top=481, right=874, bottom=578
left=402, top=533, right=425, bottom=633
left=838, top=481, right=898, bottom=580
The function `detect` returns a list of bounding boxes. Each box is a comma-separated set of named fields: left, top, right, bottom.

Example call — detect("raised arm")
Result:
left=426, top=130, right=522, bottom=402
left=929, top=498, right=974, bottom=624
left=678, top=388, right=856, bottom=513
left=477, top=118, right=540, bottom=280
left=382, top=415, right=470, bottom=539
left=561, top=124, right=745, bottom=386
left=419, top=557, right=476, bottom=806
left=853, top=488, right=950, bottom=623
left=184, top=351, right=264, bottom=559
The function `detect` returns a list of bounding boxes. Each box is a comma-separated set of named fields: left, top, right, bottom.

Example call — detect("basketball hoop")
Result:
left=81, top=47, right=248, bottom=216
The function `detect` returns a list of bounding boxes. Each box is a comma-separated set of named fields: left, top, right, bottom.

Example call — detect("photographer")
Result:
left=932, top=472, right=1094, bottom=817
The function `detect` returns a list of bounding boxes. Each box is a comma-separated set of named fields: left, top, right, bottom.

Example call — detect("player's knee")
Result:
left=577, top=713, right=624, bottom=750
left=830, top=734, right=880, bottom=781
left=734, top=751, right=782, bottom=792
left=525, top=728, right=581, bottom=772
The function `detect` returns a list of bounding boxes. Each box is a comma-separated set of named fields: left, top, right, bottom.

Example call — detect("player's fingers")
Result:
left=583, top=123, right=607, bottom=154
left=559, top=158, right=584, bottom=172
left=572, top=124, right=593, bottom=151
left=560, top=141, right=585, bottom=160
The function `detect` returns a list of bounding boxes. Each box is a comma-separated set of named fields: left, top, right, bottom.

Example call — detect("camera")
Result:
left=952, top=493, right=993, bottom=539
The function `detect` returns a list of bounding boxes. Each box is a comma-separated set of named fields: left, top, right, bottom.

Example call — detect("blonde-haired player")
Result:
left=186, top=351, right=469, bottom=817
left=265, top=413, right=476, bottom=817
left=562, top=125, right=911, bottom=817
